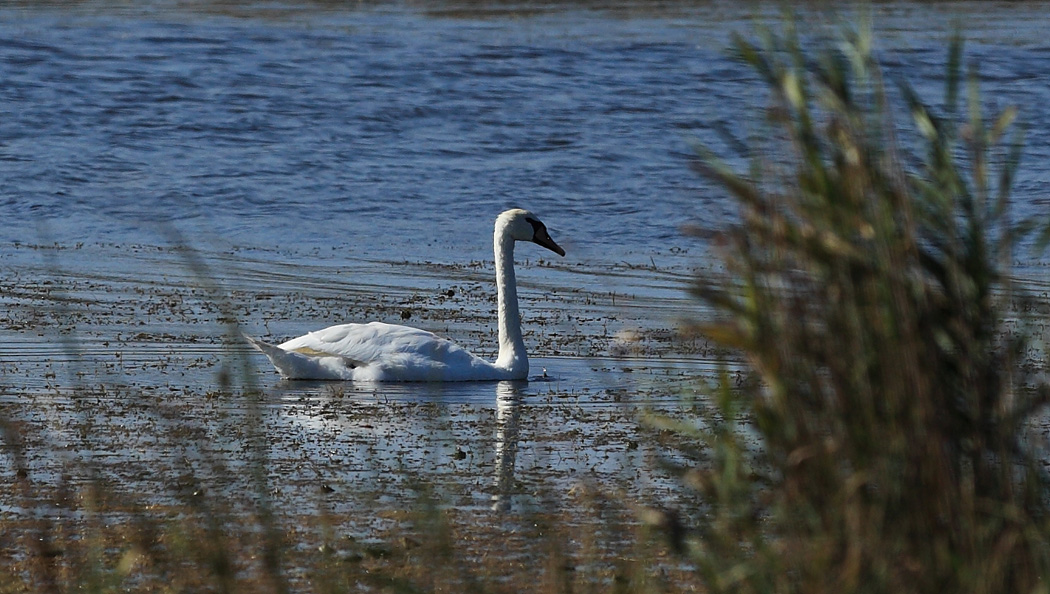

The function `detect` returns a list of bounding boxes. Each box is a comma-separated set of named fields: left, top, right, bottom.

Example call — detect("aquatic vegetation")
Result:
left=678, top=20, right=1050, bottom=594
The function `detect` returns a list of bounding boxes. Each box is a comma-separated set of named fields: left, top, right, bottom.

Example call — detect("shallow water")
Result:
left=4, top=0, right=1050, bottom=581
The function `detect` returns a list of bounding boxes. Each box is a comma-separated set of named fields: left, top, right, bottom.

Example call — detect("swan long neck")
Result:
left=494, top=224, right=527, bottom=376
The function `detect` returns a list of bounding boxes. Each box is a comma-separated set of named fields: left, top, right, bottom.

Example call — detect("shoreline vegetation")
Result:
left=5, top=18, right=1050, bottom=594
left=682, top=21, right=1050, bottom=594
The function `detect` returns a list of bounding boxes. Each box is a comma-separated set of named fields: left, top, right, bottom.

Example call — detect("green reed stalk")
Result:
left=683, top=21, right=1050, bottom=594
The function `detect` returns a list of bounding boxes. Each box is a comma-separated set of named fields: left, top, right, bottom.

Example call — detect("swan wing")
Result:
left=279, top=322, right=453, bottom=361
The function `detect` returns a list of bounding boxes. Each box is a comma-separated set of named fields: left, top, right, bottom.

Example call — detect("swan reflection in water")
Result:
left=492, top=381, right=525, bottom=512
left=271, top=378, right=530, bottom=511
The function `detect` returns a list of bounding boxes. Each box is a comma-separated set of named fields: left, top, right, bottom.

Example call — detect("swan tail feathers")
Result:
left=244, top=334, right=357, bottom=380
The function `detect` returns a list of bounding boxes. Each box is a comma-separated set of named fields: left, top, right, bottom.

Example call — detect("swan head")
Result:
left=497, top=209, right=566, bottom=257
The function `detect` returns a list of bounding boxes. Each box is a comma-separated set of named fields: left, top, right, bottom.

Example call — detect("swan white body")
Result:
left=247, top=209, right=565, bottom=382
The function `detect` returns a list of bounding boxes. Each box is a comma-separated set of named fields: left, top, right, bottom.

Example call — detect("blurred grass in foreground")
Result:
left=673, top=18, right=1050, bottom=594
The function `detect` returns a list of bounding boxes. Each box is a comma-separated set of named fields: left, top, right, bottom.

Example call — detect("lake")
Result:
left=3, top=0, right=1050, bottom=589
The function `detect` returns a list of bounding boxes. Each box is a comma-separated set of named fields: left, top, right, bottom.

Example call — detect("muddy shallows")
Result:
left=1, top=242, right=719, bottom=591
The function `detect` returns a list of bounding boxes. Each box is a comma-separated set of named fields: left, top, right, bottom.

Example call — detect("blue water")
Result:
left=4, top=3, right=1050, bottom=271
left=5, top=1, right=1048, bottom=266
left=2, top=6, right=718, bottom=265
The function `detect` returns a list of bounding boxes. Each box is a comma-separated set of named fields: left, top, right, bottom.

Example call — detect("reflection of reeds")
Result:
left=678, top=21, right=1050, bottom=594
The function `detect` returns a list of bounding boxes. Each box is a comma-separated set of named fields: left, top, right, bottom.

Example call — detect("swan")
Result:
left=246, top=208, right=565, bottom=381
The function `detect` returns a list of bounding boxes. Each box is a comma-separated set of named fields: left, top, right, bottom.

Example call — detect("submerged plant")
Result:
left=681, top=21, right=1050, bottom=594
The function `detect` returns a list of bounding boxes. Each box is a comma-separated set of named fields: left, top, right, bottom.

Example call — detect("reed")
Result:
left=678, top=19, right=1050, bottom=594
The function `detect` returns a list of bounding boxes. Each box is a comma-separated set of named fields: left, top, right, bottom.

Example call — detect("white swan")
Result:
left=246, top=209, right=565, bottom=381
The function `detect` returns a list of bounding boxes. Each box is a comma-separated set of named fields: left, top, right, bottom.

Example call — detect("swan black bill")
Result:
left=526, top=218, right=566, bottom=257
left=534, top=233, right=565, bottom=256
